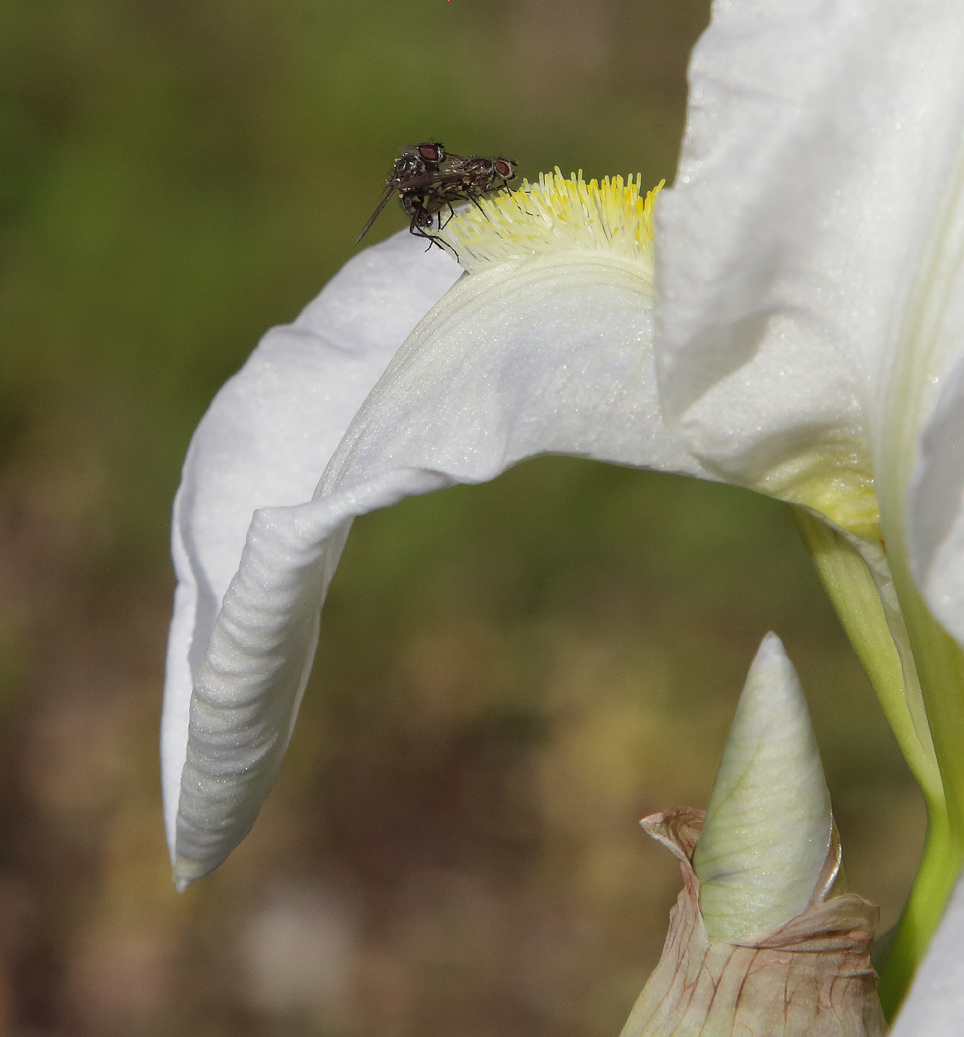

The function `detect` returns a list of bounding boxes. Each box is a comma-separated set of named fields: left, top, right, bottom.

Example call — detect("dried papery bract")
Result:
left=620, top=808, right=886, bottom=1037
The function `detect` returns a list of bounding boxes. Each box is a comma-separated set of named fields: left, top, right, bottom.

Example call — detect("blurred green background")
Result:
left=0, top=1, right=923, bottom=1034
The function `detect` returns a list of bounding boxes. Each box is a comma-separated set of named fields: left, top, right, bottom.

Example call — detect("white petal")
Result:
left=693, top=633, right=832, bottom=942
left=162, top=232, right=460, bottom=864
left=174, top=251, right=710, bottom=886
left=908, top=353, right=964, bottom=648
left=890, top=861, right=964, bottom=1037
left=657, top=0, right=964, bottom=494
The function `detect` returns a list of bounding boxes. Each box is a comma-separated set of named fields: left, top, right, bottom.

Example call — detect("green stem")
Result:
left=877, top=806, right=958, bottom=1019
left=898, top=578, right=964, bottom=835
left=882, top=543, right=964, bottom=1013
left=794, top=511, right=942, bottom=805
left=794, top=508, right=962, bottom=1016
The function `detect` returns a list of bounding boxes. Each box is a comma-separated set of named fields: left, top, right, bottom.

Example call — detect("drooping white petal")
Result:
left=657, top=0, right=964, bottom=509
left=891, top=861, right=964, bottom=1036
left=162, top=232, right=461, bottom=863
left=173, top=249, right=710, bottom=887
left=693, top=633, right=832, bottom=942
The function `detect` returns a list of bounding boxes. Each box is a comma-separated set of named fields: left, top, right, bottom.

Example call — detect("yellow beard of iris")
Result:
left=439, top=169, right=663, bottom=278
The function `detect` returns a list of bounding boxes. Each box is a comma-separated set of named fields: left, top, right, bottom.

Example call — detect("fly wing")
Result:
left=394, top=169, right=470, bottom=192
left=439, top=150, right=468, bottom=170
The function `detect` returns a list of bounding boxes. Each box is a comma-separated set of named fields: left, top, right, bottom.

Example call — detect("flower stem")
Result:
left=877, top=804, right=958, bottom=1018
left=793, top=511, right=942, bottom=805
left=879, top=569, right=964, bottom=1013
left=793, top=508, right=963, bottom=1017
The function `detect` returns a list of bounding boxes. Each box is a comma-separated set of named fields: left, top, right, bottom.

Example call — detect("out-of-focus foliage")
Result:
left=0, top=1, right=921, bottom=1034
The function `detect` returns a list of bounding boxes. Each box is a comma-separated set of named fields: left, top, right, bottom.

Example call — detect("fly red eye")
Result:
left=418, top=143, right=444, bottom=162
left=494, top=158, right=516, bottom=179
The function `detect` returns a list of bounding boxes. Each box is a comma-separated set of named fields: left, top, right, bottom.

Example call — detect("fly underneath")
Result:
left=357, top=142, right=518, bottom=256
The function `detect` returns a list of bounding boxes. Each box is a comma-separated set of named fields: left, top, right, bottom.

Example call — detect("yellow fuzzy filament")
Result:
left=440, top=169, right=664, bottom=274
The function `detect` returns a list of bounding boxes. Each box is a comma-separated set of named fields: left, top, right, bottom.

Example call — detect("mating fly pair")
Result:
left=357, top=142, right=517, bottom=253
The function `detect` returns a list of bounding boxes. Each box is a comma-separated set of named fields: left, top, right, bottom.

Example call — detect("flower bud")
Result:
left=621, top=635, right=886, bottom=1037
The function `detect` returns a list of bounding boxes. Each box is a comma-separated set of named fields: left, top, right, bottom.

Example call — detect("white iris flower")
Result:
left=164, top=0, right=964, bottom=1025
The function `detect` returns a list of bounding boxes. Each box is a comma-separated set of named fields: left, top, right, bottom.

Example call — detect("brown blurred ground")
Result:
left=0, top=1, right=923, bottom=1035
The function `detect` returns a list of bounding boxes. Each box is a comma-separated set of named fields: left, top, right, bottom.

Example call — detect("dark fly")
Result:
left=356, top=141, right=448, bottom=242
left=358, top=143, right=518, bottom=253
